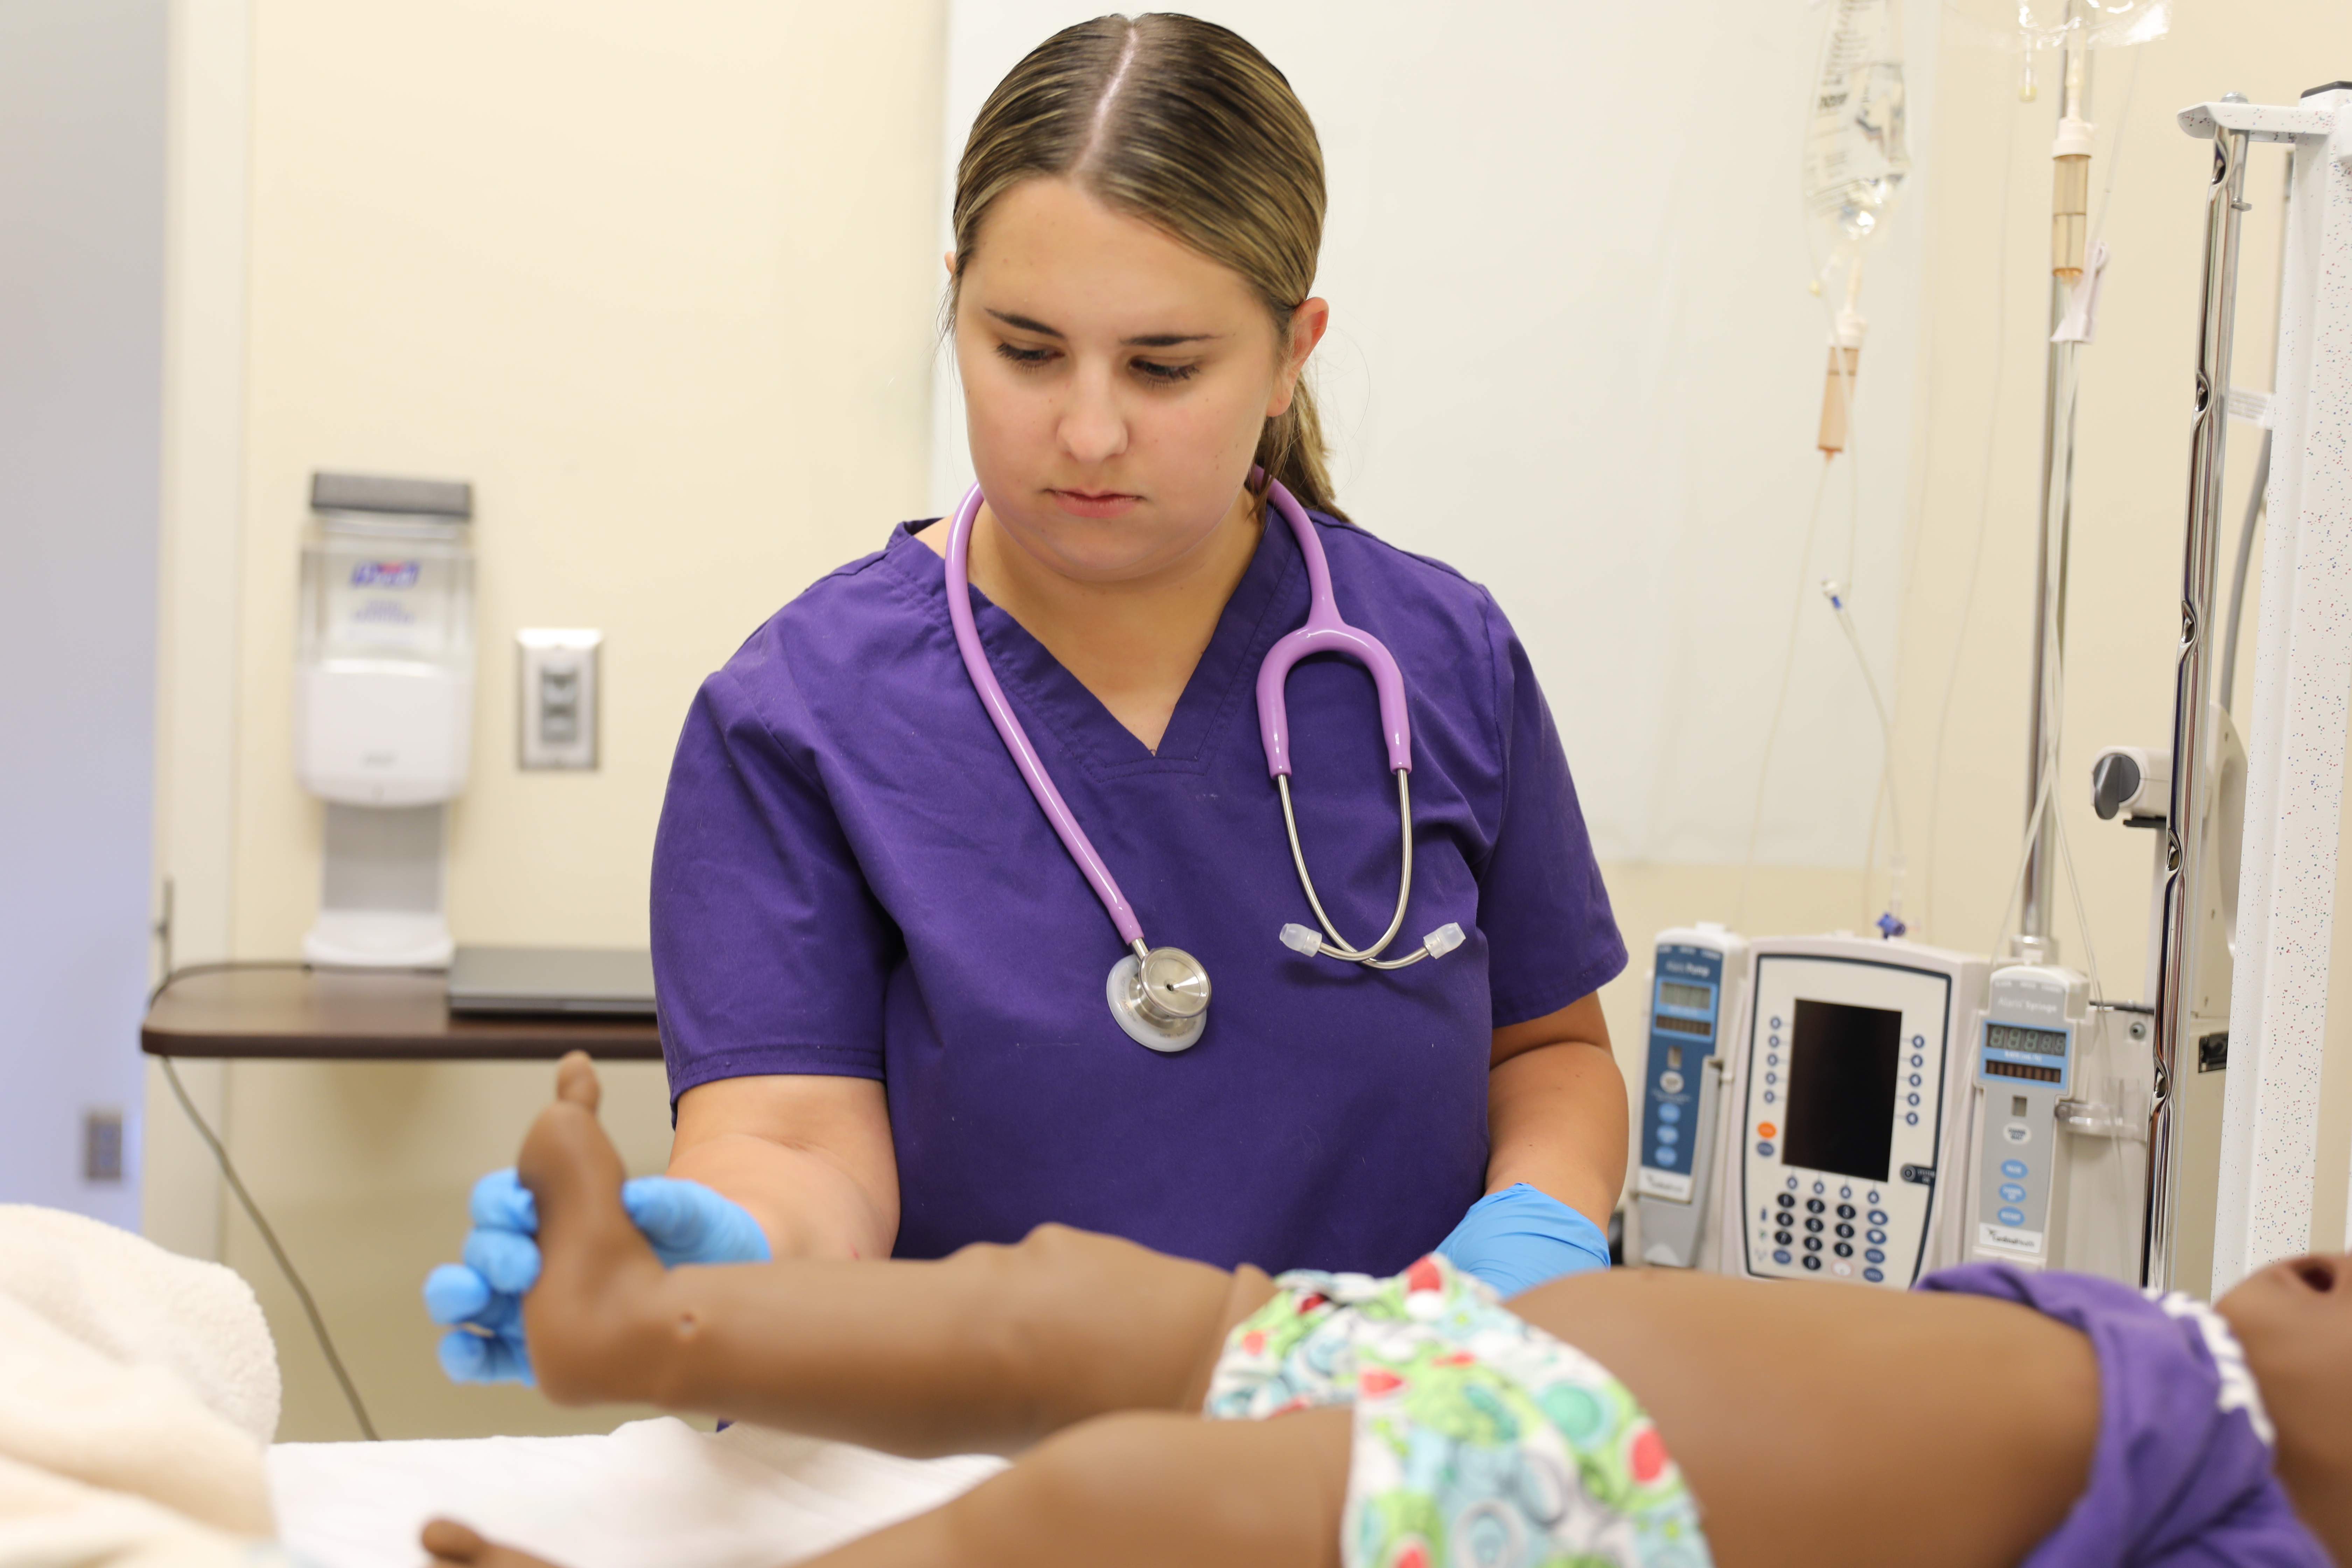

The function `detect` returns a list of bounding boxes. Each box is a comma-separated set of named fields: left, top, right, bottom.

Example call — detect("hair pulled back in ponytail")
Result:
left=951, top=13, right=1345, bottom=519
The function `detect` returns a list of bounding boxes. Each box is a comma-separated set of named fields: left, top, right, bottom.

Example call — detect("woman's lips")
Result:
left=1048, top=488, right=1140, bottom=520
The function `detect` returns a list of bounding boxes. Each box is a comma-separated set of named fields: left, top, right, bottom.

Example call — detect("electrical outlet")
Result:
left=518, top=629, right=601, bottom=770
left=84, top=1110, right=124, bottom=1182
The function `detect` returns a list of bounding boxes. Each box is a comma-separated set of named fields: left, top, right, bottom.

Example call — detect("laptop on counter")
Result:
left=446, top=945, right=657, bottom=1018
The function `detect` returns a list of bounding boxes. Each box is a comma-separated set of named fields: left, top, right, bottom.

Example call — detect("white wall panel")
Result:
left=934, top=0, right=1937, bottom=869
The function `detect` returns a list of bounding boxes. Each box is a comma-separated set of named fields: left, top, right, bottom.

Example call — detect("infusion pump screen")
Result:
left=1986, top=1023, right=2065, bottom=1057
left=1658, top=981, right=1712, bottom=1012
left=1780, top=998, right=1903, bottom=1181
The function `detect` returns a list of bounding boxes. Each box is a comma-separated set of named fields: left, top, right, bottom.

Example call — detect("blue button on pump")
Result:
left=1757, top=1141, right=1776, bottom=1156
left=1655, top=1146, right=1677, bottom=1166
left=1658, top=1126, right=1680, bottom=1145
left=1659, top=1103, right=1682, bottom=1124
left=2001, top=1158, right=2029, bottom=1180
left=1997, top=1206, right=2026, bottom=1226
left=1864, top=1247, right=1885, bottom=1264
left=1773, top=1248, right=1792, bottom=1265
left=1904, top=1112, right=1919, bottom=1125
left=1867, top=1209, right=1889, bottom=1225
left=1864, top=1267, right=1885, bottom=1283
left=2000, top=1182, right=2026, bottom=1203
left=1866, top=1229, right=1886, bottom=1245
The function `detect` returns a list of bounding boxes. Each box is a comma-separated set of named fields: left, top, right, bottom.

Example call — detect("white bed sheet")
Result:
left=269, top=1420, right=1005, bottom=1568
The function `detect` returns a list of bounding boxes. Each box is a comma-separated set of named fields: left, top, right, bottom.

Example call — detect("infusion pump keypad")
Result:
left=1761, top=1181, right=1893, bottom=1278
left=1740, top=956, right=1954, bottom=1289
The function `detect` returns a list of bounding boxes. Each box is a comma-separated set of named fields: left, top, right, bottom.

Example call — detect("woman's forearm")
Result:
left=667, top=1131, right=895, bottom=1261
left=1484, top=1039, right=1629, bottom=1228
left=667, top=1072, right=902, bottom=1261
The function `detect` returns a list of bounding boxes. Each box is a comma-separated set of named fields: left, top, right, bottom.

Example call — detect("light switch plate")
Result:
left=518, top=629, right=601, bottom=770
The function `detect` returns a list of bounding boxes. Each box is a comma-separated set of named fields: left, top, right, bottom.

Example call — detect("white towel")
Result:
left=0, top=1204, right=285, bottom=1554
left=271, top=1419, right=1005, bottom=1568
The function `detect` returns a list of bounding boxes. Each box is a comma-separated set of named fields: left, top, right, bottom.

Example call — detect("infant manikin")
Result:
left=424, top=1054, right=2348, bottom=1568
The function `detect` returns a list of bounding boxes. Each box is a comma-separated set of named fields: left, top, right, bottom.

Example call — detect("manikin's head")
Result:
left=945, top=13, right=1334, bottom=588
left=2217, top=1251, right=2352, bottom=1561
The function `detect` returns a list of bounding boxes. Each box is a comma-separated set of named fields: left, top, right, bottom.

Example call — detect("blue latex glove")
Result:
left=1435, top=1182, right=1611, bottom=1296
left=423, top=1168, right=771, bottom=1384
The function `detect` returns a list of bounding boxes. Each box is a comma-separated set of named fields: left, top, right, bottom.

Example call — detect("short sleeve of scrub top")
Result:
left=651, top=508, right=1626, bottom=1278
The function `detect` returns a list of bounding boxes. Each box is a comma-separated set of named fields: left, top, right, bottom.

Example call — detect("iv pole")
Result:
left=2016, top=19, right=2094, bottom=965
left=2147, top=107, right=2250, bottom=1290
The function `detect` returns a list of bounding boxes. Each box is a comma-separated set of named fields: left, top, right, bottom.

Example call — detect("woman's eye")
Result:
left=994, top=342, right=1054, bottom=368
left=1133, top=359, right=1199, bottom=384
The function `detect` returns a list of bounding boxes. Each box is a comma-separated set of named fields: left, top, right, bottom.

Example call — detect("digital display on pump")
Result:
left=1658, top=980, right=1713, bottom=1014
left=1986, top=1023, right=2066, bottom=1058
left=1779, top=997, right=1903, bottom=1181
left=1654, top=1014, right=1712, bottom=1037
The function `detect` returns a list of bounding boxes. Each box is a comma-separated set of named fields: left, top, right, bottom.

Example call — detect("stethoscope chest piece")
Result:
left=1107, top=946, right=1211, bottom=1053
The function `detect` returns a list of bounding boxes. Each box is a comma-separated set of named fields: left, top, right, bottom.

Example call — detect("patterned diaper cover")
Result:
left=1203, top=1254, right=1712, bottom=1568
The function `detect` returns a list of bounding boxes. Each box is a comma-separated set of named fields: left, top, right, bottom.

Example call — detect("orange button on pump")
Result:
left=1757, top=1122, right=1778, bottom=1139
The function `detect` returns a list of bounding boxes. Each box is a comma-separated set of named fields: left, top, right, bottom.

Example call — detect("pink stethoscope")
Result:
left=944, top=473, right=1464, bottom=1053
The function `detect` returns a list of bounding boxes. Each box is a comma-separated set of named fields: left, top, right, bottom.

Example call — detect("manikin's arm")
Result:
left=667, top=1073, right=901, bottom=1262
left=1485, top=992, right=1627, bottom=1228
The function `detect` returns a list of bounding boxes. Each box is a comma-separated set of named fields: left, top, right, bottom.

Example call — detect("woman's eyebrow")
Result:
left=983, top=308, right=1223, bottom=348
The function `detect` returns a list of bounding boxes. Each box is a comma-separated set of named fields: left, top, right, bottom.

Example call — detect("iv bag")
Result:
left=1805, top=0, right=1911, bottom=287
left=1944, top=0, right=2173, bottom=99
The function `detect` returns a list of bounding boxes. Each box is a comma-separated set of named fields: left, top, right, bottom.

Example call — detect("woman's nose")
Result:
left=1058, top=369, right=1128, bottom=466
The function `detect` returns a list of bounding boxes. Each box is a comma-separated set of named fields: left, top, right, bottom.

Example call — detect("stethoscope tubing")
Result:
left=943, top=473, right=1426, bottom=976
left=942, top=482, right=1149, bottom=955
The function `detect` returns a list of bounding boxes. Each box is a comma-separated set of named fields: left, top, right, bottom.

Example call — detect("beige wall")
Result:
left=153, top=0, right=2352, bottom=1443
left=159, top=0, right=948, bottom=1441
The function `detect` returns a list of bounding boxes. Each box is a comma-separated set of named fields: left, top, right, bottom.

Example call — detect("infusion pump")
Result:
left=1714, top=935, right=1990, bottom=1288
left=1632, top=925, right=1747, bottom=1269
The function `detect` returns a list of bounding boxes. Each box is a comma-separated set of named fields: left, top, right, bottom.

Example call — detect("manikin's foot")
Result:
left=512, top=1051, right=671, bottom=1407
left=417, top=1057, right=666, bottom=1568
left=420, top=1518, right=564, bottom=1568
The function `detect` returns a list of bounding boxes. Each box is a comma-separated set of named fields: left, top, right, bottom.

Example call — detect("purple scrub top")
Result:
left=650, top=506, right=1625, bottom=1276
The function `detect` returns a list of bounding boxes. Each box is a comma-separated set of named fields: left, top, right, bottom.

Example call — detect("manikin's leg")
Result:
left=427, top=1055, right=1347, bottom=1568
left=513, top=1053, right=1268, bottom=1457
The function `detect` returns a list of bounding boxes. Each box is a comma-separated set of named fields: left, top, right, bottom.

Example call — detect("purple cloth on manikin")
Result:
left=1920, top=1263, right=2324, bottom=1567
left=650, top=510, right=1625, bottom=1276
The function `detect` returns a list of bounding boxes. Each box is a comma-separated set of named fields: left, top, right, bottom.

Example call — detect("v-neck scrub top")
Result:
left=650, top=506, right=1626, bottom=1278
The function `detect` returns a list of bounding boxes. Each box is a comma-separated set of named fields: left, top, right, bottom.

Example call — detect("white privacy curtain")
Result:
left=931, top=0, right=1937, bottom=868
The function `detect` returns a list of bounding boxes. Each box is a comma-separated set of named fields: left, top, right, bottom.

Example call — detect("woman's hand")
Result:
left=422, top=1169, right=770, bottom=1384
left=1454, top=990, right=1628, bottom=1295
left=1436, top=1182, right=1611, bottom=1295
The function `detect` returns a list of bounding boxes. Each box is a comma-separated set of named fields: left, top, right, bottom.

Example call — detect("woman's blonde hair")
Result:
left=951, top=13, right=1344, bottom=518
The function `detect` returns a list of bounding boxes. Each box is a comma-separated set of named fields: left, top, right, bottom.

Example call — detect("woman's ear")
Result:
left=1266, top=296, right=1332, bottom=418
left=943, top=250, right=957, bottom=278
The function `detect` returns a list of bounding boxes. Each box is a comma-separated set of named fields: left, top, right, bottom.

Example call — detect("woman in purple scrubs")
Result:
left=430, top=13, right=1630, bottom=1382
